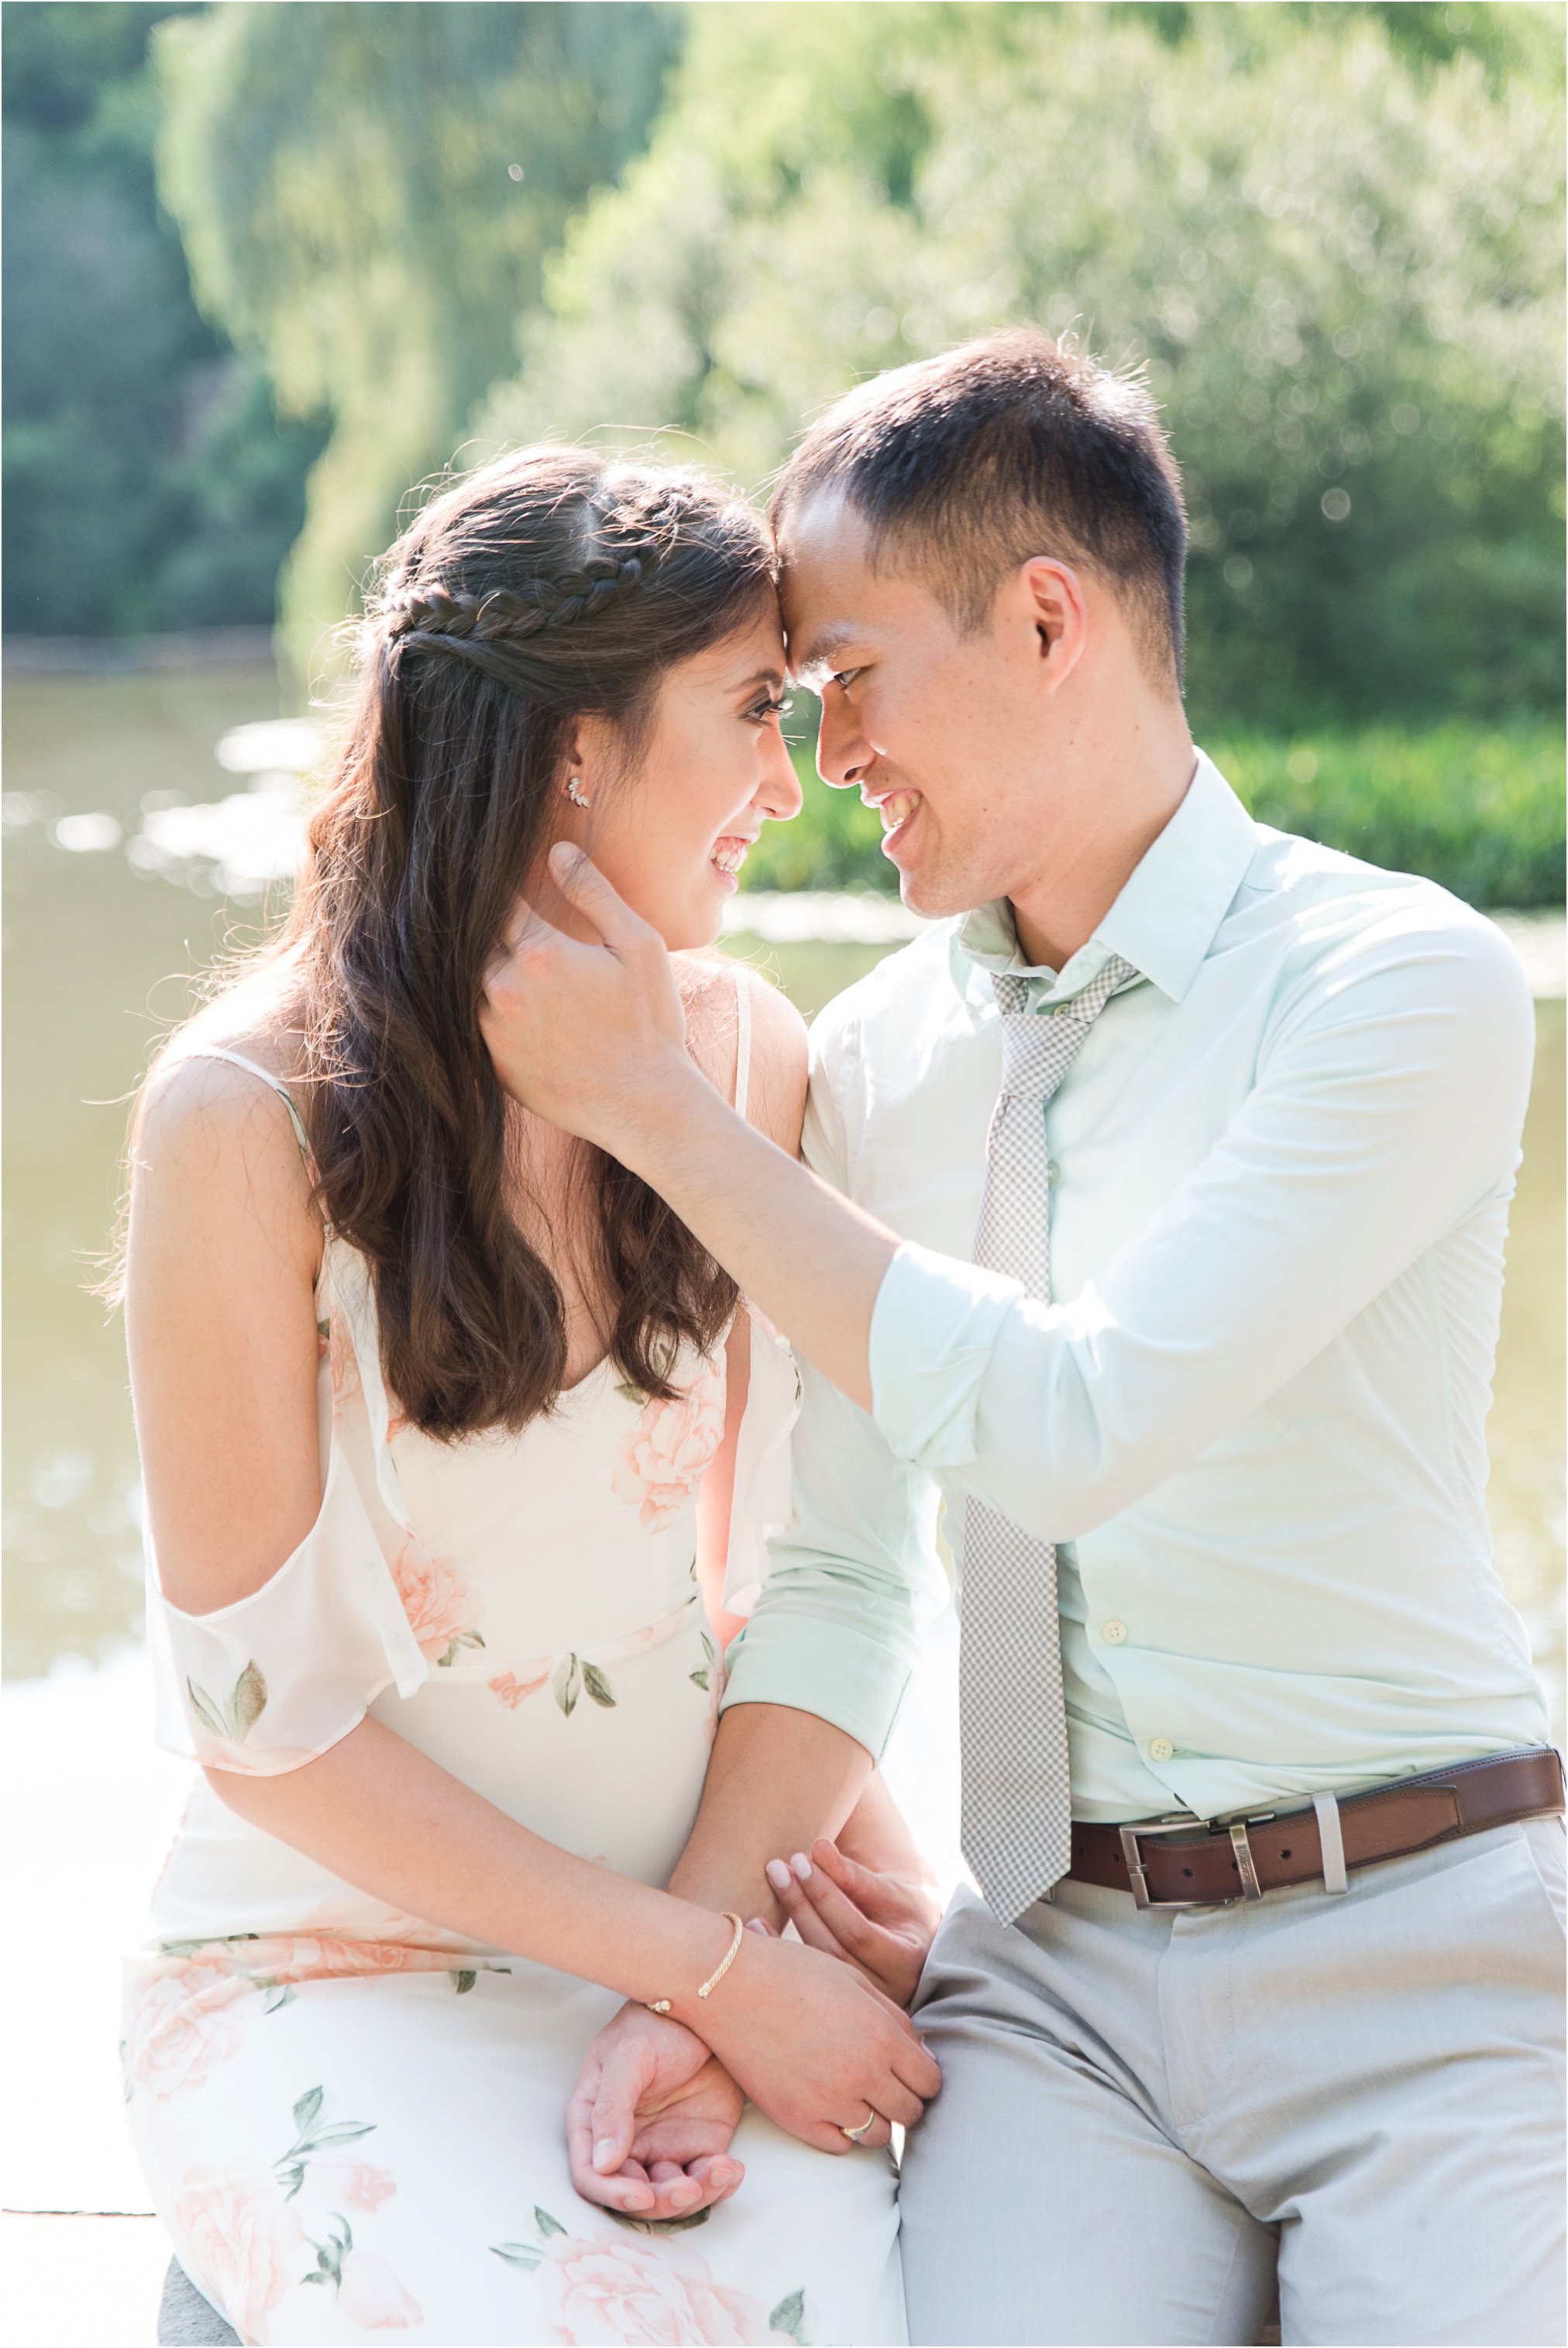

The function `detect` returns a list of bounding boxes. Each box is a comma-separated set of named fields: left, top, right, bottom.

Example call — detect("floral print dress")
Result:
left=122, top=1026, right=906, bottom=2348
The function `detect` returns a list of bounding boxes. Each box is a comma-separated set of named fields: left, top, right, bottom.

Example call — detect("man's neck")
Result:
left=1007, top=714, right=1195, bottom=973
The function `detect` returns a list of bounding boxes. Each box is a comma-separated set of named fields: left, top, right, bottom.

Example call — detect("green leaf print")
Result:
left=301, top=2217, right=352, bottom=2291
left=275, top=2085, right=377, bottom=2201
left=581, top=1661, right=616, bottom=1709
left=689, top=1668, right=710, bottom=1690
left=492, top=2205, right=569, bottom=2271
left=187, top=1661, right=269, bottom=1744
left=614, top=1379, right=650, bottom=1407
left=186, top=1681, right=227, bottom=1740
left=769, top=2288, right=809, bottom=2343
left=609, top=2205, right=714, bottom=2236
left=261, top=1981, right=297, bottom=2016
left=449, top=1969, right=477, bottom=1995
left=232, top=1660, right=267, bottom=1736
left=553, top=1654, right=582, bottom=1716
left=690, top=1629, right=717, bottom=1692
left=436, top=1628, right=487, bottom=1668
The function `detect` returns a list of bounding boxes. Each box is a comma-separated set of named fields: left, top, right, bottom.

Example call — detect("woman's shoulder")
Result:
left=674, top=951, right=806, bottom=1148
left=675, top=950, right=805, bottom=1045
left=137, top=993, right=312, bottom=1198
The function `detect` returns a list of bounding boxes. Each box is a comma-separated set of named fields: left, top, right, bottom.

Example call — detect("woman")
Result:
left=120, top=450, right=937, bottom=2346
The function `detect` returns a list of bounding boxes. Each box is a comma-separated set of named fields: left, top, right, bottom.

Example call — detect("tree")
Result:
left=154, top=1, right=678, bottom=675
left=481, top=2, right=1564, bottom=728
left=2, top=0, right=322, bottom=636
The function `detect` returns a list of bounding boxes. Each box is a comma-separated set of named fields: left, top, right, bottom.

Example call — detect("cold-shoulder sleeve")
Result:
left=139, top=1051, right=432, bottom=1774
left=146, top=1438, right=430, bottom=1775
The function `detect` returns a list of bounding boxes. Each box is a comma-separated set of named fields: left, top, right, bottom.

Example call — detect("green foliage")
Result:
left=155, top=2, right=678, bottom=675
left=742, top=721, right=1566, bottom=911
left=1212, top=725, right=1566, bottom=911
left=2, top=0, right=323, bottom=635
left=483, top=1, right=1564, bottom=731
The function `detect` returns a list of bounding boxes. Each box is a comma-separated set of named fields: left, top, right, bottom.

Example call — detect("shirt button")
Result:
left=1102, top=1619, right=1128, bottom=1644
left=1148, top=1737, right=1175, bottom=1764
left=1045, top=1159, right=1061, bottom=1184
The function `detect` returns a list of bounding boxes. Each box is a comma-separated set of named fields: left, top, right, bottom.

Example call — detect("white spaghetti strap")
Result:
left=184, top=1046, right=314, bottom=1168
left=733, top=968, right=752, bottom=1121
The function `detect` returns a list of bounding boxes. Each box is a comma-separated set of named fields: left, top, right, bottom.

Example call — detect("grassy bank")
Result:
left=743, top=722, right=1565, bottom=911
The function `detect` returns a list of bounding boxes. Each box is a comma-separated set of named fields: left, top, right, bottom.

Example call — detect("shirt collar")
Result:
left=955, top=749, right=1258, bottom=1007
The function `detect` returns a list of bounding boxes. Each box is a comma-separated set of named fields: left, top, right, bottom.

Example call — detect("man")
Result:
left=483, top=332, right=1564, bottom=2346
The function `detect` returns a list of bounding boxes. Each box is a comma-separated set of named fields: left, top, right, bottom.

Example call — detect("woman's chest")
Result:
left=379, top=1350, right=727, bottom=1659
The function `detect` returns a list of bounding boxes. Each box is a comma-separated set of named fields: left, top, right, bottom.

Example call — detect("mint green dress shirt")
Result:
left=720, top=753, right=1549, bottom=1822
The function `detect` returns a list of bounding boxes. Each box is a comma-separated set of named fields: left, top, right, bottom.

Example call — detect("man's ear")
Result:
left=1016, top=556, right=1088, bottom=693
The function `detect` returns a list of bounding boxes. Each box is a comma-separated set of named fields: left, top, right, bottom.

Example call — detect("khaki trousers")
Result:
left=899, top=1819, right=1566, bottom=2347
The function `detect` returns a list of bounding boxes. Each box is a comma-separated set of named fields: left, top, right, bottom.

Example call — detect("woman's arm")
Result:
left=126, top=1046, right=936, bottom=2199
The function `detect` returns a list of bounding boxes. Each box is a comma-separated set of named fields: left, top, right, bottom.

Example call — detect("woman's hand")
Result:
left=566, top=2005, right=746, bottom=2222
left=674, top=1924, right=940, bottom=2157
left=761, top=1837, right=944, bottom=2009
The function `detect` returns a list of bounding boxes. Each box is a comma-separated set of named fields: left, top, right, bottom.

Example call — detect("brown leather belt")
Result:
left=1068, top=1747, right=1564, bottom=1910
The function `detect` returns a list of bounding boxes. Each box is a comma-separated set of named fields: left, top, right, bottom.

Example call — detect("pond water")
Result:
left=3, top=663, right=1562, bottom=1737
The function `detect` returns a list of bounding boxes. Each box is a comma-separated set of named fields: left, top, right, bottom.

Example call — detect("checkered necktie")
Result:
left=961, top=953, right=1140, bottom=1923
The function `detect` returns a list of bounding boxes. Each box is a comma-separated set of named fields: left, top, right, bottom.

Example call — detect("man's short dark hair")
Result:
left=774, top=329, right=1188, bottom=692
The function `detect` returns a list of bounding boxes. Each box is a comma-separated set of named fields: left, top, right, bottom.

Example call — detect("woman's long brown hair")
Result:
left=274, top=449, right=773, bottom=1437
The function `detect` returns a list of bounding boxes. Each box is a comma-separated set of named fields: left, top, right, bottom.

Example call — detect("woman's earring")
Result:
left=566, top=776, right=591, bottom=809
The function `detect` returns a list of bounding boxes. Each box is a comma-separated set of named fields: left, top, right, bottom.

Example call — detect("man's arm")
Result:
left=483, top=849, right=1534, bottom=1532
left=672, top=988, right=944, bottom=1917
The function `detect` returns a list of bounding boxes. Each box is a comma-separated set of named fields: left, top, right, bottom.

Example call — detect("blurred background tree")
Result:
left=154, top=0, right=678, bottom=676
left=2, top=0, right=326, bottom=635
left=4, top=2, right=1562, bottom=904
left=482, top=0, right=1564, bottom=736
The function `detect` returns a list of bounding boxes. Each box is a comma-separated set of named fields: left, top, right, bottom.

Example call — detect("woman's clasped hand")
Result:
left=568, top=1839, right=943, bottom=2222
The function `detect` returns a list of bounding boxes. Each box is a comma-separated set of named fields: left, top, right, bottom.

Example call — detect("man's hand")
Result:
left=483, top=849, right=896, bottom=1407
left=676, top=1924, right=940, bottom=2155
left=480, top=847, right=693, bottom=1150
left=760, top=1837, right=943, bottom=2009
left=566, top=2004, right=746, bottom=2222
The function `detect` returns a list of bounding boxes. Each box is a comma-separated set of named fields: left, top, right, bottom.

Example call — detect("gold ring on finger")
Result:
left=839, top=2105, right=879, bottom=2143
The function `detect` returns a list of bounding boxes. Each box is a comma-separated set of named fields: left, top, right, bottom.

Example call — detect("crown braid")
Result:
left=380, top=553, right=651, bottom=649
left=377, top=480, right=708, bottom=654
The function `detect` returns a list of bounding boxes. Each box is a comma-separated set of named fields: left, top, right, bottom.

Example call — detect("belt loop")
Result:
left=1313, top=1792, right=1349, bottom=1894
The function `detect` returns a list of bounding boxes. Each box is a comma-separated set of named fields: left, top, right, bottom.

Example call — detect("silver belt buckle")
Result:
left=1119, top=1813, right=1274, bottom=1909
left=1118, top=1814, right=1214, bottom=1910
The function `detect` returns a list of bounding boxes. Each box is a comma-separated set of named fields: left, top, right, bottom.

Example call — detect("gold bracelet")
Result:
left=645, top=1912, right=745, bottom=2016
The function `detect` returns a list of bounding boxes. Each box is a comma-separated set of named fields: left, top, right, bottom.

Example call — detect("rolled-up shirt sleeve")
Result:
left=720, top=1015, right=947, bottom=1758
left=870, top=907, right=1535, bottom=1544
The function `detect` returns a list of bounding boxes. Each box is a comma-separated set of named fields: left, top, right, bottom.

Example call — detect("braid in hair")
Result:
left=380, top=553, right=653, bottom=652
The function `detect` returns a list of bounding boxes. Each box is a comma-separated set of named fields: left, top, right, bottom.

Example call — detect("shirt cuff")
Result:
left=869, top=1241, right=1022, bottom=1469
left=719, top=1613, right=913, bottom=1761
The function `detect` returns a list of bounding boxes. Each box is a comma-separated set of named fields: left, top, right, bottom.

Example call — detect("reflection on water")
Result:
left=4, top=666, right=1563, bottom=1737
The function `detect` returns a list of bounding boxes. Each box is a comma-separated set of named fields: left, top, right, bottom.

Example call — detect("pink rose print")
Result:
left=612, top=1358, right=726, bottom=1533
left=174, top=2163, right=304, bottom=2346
left=248, top=1933, right=445, bottom=1986
left=301, top=2157, right=397, bottom=2213
left=335, top=2248, right=424, bottom=2329
left=490, top=1666, right=549, bottom=1710
left=390, top=1537, right=483, bottom=1667
left=533, top=2229, right=788, bottom=2346
left=126, top=1963, right=248, bottom=2100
